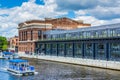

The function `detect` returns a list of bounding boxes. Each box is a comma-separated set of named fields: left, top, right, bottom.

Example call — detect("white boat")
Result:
left=2, top=52, right=20, bottom=59
left=2, top=52, right=13, bottom=59
left=0, top=52, right=3, bottom=58
left=13, top=53, right=20, bottom=59
left=7, top=59, right=38, bottom=76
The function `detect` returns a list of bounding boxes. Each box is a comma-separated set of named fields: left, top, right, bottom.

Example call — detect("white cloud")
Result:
left=86, top=6, right=120, bottom=20
left=1, top=28, right=18, bottom=37
left=0, top=0, right=67, bottom=37
left=74, top=2, right=120, bottom=25
left=75, top=10, right=86, bottom=16
left=74, top=15, right=120, bottom=27
left=0, top=0, right=120, bottom=37
left=29, top=0, right=36, bottom=3
left=74, top=16, right=106, bottom=26
left=55, top=0, right=120, bottom=20
left=55, top=0, right=119, bottom=11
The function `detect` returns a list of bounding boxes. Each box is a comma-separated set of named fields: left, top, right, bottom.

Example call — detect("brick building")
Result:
left=18, top=17, right=91, bottom=54
left=9, top=36, right=19, bottom=52
left=45, top=17, right=90, bottom=29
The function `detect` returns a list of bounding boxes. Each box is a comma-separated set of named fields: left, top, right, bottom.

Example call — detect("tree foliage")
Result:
left=0, top=36, right=8, bottom=51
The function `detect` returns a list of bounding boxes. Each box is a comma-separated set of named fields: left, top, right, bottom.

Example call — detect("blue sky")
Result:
left=0, top=0, right=45, bottom=8
left=0, top=0, right=120, bottom=37
left=0, top=0, right=28, bottom=8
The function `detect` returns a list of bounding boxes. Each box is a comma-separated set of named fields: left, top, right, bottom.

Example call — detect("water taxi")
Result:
left=2, top=52, right=20, bottom=59
left=2, top=52, right=13, bottom=59
left=7, top=59, right=38, bottom=76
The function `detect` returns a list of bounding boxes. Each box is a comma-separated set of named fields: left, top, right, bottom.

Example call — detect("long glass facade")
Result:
left=43, top=23, right=120, bottom=41
left=36, top=23, right=120, bottom=62
left=36, top=41, right=120, bottom=61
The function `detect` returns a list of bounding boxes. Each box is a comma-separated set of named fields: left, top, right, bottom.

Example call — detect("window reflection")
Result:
left=84, top=43, right=93, bottom=59
left=96, top=44, right=105, bottom=60
left=110, top=43, right=120, bottom=61
left=74, top=43, right=82, bottom=58
left=58, top=43, right=65, bottom=56
left=66, top=43, right=73, bottom=57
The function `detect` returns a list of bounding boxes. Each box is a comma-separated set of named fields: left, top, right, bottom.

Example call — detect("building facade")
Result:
left=35, top=23, right=120, bottom=61
left=9, top=36, right=19, bottom=52
left=18, top=17, right=91, bottom=54
left=18, top=21, right=52, bottom=54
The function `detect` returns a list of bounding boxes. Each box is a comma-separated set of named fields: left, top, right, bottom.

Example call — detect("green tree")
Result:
left=0, top=36, right=8, bottom=51
left=2, top=45, right=8, bottom=50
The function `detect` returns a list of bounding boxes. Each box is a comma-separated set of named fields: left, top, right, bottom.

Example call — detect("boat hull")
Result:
left=7, top=69, right=36, bottom=76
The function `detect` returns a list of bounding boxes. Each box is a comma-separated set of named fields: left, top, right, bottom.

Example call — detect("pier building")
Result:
left=35, top=23, right=120, bottom=61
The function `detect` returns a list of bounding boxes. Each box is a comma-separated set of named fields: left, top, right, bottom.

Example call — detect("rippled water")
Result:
left=0, top=58, right=120, bottom=80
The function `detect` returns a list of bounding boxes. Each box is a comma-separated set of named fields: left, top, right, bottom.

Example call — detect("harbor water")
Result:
left=0, top=58, right=120, bottom=80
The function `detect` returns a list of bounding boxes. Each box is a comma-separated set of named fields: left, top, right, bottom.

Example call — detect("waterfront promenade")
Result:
left=19, top=53, right=120, bottom=71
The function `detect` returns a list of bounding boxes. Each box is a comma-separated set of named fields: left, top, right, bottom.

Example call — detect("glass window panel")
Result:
left=51, top=44, right=57, bottom=56
left=84, top=43, right=93, bottom=59
left=58, top=43, right=65, bottom=56
left=83, top=32, right=87, bottom=38
left=79, top=32, right=83, bottom=39
left=91, top=31, right=98, bottom=38
left=66, top=33, right=71, bottom=39
left=46, top=44, right=51, bottom=55
left=116, top=29, right=120, bottom=36
left=112, top=29, right=117, bottom=37
left=96, top=43, right=106, bottom=60
left=74, top=43, right=82, bottom=58
left=66, top=43, right=73, bottom=57
left=86, top=31, right=91, bottom=38
left=107, top=29, right=113, bottom=37
left=110, top=43, right=120, bottom=61
left=98, top=30, right=107, bottom=38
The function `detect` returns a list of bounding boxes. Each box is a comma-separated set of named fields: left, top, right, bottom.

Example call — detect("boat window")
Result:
left=21, top=64, right=24, bottom=67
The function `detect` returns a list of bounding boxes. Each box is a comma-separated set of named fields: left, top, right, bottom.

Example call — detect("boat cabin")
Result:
left=8, top=59, right=35, bottom=76
left=2, top=52, right=13, bottom=59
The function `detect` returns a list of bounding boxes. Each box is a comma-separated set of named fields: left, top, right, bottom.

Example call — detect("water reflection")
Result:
left=0, top=58, right=120, bottom=80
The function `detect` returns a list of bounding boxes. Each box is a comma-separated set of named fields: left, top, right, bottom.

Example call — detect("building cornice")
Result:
left=19, top=40, right=38, bottom=43
left=18, top=24, right=52, bottom=30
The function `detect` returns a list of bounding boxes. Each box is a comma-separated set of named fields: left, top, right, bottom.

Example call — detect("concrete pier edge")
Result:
left=19, top=53, right=120, bottom=71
